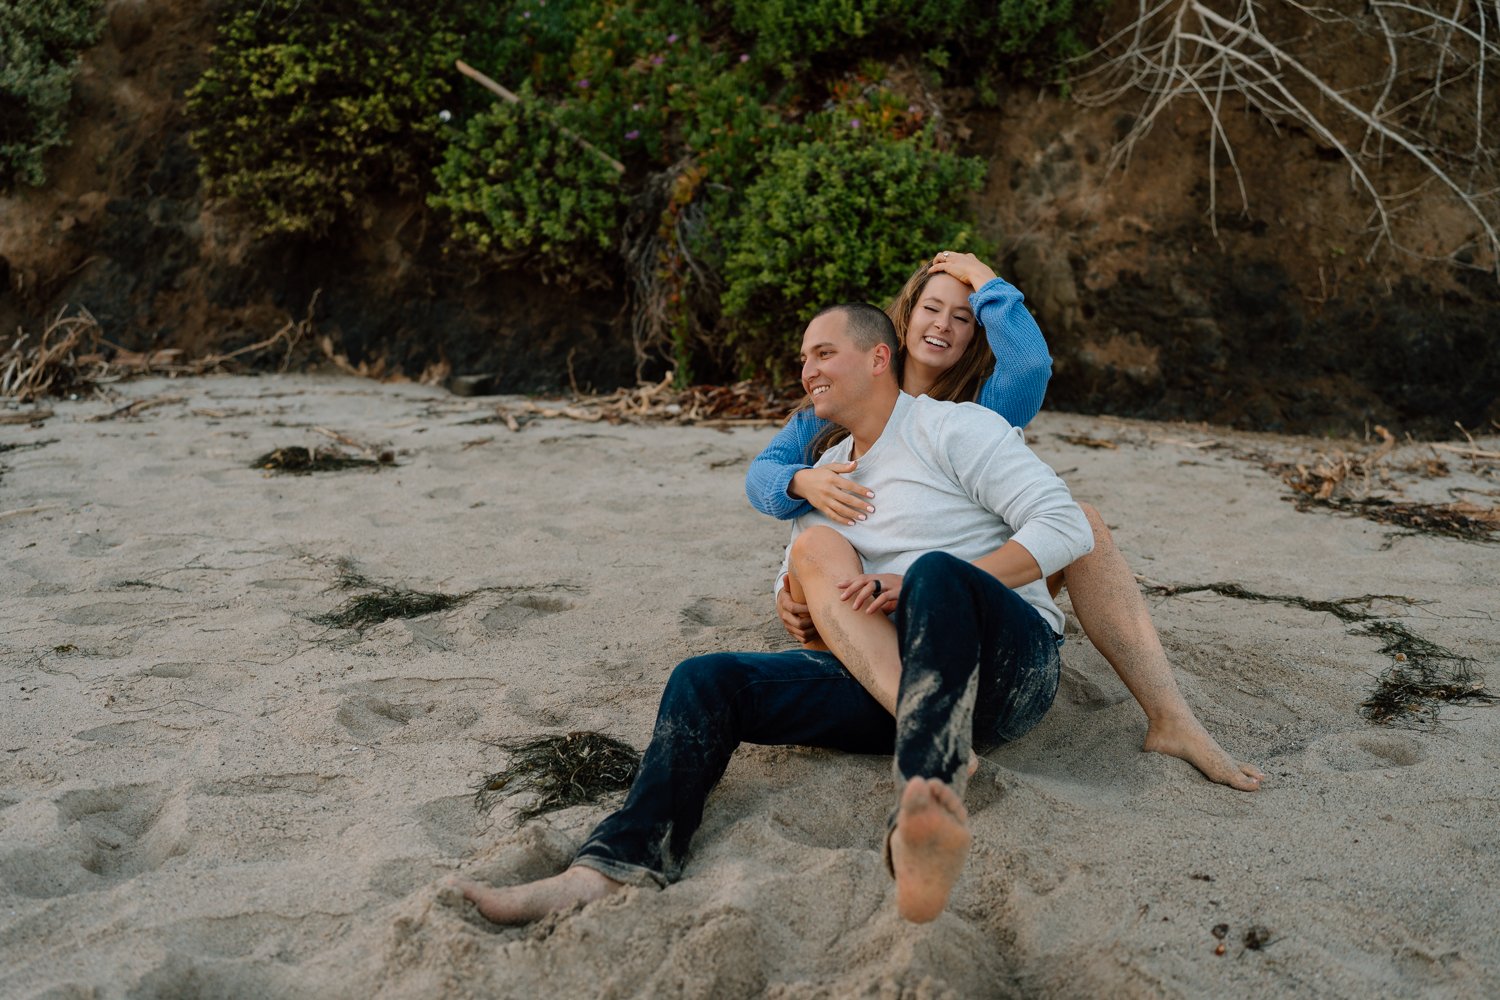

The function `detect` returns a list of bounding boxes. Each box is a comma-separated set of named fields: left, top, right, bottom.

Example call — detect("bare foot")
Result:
left=1144, top=714, right=1263, bottom=791
left=443, top=866, right=623, bottom=925
left=889, top=776, right=971, bottom=924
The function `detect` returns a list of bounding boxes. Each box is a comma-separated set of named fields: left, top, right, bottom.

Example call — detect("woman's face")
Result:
left=903, top=272, right=976, bottom=376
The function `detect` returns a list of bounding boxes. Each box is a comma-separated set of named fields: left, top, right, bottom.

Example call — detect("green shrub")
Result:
left=428, top=90, right=628, bottom=279
left=720, top=129, right=988, bottom=375
left=0, top=0, right=103, bottom=190
left=186, top=0, right=463, bottom=237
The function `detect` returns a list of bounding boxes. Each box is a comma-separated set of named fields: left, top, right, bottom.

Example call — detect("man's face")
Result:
left=799, top=312, right=870, bottom=424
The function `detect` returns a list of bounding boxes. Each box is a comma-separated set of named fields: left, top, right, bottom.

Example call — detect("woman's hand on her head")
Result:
left=837, top=573, right=903, bottom=615
left=777, top=584, right=819, bottom=644
left=789, top=462, right=875, bottom=526
left=927, top=251, right=997, bottom=292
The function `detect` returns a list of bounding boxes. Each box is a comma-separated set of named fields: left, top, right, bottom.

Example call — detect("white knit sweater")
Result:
left=776, top=392, right=1093, bottom=634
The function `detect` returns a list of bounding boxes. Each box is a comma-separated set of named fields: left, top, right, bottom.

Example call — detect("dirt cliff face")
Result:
left=3, top=0, right=1495, bottom=432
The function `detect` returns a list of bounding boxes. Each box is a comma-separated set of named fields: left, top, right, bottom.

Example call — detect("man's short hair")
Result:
left=812, top=302, right=898, bottom=354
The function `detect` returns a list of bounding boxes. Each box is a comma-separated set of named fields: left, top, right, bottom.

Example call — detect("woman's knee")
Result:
left=789, top=525, right=857, bottom=576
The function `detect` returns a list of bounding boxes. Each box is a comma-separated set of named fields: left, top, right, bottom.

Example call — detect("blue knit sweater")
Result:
left=744, top=276, right=1053, bottom=519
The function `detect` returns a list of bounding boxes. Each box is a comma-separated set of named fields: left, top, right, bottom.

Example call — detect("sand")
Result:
left=2, top=373, right=1497, bottom=999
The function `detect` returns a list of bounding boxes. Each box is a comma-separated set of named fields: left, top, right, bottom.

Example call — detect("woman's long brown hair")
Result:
left=806, top=262, right=995, bottom=459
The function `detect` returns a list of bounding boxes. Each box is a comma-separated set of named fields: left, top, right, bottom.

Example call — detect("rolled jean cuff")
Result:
left=571, top=853, right=668, bottom=890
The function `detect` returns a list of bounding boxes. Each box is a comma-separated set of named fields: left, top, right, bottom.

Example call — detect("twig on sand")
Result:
left=0, top=504, right=58, bottom=521
left=477, top=372, right=797, bottom=430
left=87, top=394, right=187, bottom=422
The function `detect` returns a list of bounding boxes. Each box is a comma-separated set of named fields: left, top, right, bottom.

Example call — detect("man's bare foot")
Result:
left=1144, top=714, right=1263, bottom=791
left=443, top=866, right=623, bottom=925
left=889, top=776, right=971, bottom=924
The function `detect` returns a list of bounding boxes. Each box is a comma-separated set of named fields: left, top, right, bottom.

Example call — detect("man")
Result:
left=453, top=302, right=1098, bottom=924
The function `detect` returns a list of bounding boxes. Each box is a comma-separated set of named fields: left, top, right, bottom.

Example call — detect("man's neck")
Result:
left=842, top=384, right=901, bottom=460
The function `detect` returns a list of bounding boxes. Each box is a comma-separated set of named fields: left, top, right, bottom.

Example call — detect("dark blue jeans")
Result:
left=573, top=552, right=1061, bottom=887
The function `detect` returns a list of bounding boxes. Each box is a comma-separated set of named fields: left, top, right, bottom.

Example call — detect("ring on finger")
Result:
left=872, top=579, right=883, bottom=598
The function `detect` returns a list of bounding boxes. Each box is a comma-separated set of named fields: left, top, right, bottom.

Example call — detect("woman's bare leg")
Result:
left=787, top=526, right=903, bottom=713
left=1062, top=503, right=1263, bottom=791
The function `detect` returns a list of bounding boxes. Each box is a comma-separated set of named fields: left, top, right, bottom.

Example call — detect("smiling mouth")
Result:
left=922, top=336, right=951, bottom=349
left=810, top=385, right=830, bottom=397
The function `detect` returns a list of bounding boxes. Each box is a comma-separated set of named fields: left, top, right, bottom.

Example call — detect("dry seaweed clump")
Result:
left=253, top=445, right=388, bottom=474
left=1272, top=425, right=1500, bottom=543
left=475, top=732, right=641, bottom=823
left=1296, top=496, right=1499, bottom=544
left=314, top=586, right=463, bottom=629
left=1358, top=621, right=1496, bottom=725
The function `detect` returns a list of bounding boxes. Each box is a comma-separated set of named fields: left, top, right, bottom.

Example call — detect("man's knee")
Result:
left=661, top=652, right=748, bottom=716
left=904, top=551, right=967, bottom=597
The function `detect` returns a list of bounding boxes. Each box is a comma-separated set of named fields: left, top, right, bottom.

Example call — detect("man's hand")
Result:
left=778, top=584, right=818, bottom=644
left=837, top=573, right=903, bottom=615
left=790, top=462, right=875, bottom=526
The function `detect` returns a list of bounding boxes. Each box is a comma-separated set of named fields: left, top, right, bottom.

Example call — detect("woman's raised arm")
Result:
left=928, top=252, right=1052, bottom=427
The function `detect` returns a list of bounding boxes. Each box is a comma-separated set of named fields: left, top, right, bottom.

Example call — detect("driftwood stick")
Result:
left=455, top=60, right=626, bottom=175
left=1432, top=443, right=1500, bottom=460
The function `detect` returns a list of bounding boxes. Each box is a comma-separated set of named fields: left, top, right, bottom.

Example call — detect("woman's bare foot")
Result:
left=889, top=776, right=971, bottom=924
left=444, top=866, right=623, bottom=925
left=1144, top=714, right=1263, bottom=791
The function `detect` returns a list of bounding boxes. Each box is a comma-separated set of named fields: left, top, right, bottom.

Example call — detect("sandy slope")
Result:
left=2, top=374, right=1497, bottom=999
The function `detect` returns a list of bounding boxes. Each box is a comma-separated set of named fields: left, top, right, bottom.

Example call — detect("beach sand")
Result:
left=2, top=374, right=1497, bottom=998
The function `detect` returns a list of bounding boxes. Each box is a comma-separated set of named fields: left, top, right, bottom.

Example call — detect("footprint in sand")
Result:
left=333, top=679, right=493, bottom=744
left=414, top=794, right=483, bottom=856
left=480, top=593, right=575, bottom=633
left=124, top=951, right=287, bottom=1000
left=74, top=719, right=190, bottom=747
left=334, top=695, right=423, bottom=743
left=1307, top=731, right=1427, bottom=772
left=55, top=601, right=147, bottom=626
left=0, top=784, right=191, bottom=898
left=67, top=532, right=123, bottom=558
left=679, top=597, right=737, bottom=634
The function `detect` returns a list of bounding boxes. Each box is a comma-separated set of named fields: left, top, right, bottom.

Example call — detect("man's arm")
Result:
left=935, top=408, right=1094, bottom=579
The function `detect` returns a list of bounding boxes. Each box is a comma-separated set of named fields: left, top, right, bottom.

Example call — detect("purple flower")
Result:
left=849, top=118, right=861, bottom=129
left=739, top=53, right=750, bottom=63
left=577, top=79, right=590, bottom=89
left=651, top=55, right=664, bottom=66
left=522, top=10, right=531, bottom=17
left=667, top=33, right=678, bottom=43
left=625, top=130, right=640, bottom=140
left=632, top=102, right=643, bottom=111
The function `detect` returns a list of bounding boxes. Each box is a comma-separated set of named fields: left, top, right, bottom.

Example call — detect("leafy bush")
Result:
left=431, top=0, right=782, bottom=364
left=429, top=91, right=628, bottom=279
left=187, top=0, right=464, bottom=237
left=0, top=0, right=103, bottom=190
left=720, top=129, right=988, bottom=375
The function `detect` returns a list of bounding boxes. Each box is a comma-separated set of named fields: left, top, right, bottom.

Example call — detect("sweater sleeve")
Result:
left=969, top=276, right=1052, bottom=428
left=745, top=408, right=829, bottom=520
left=937, top=404, right=1092, bottom=576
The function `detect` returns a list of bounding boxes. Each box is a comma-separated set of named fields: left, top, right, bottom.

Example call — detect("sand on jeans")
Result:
left=1, top=373, right=1498, bottom=999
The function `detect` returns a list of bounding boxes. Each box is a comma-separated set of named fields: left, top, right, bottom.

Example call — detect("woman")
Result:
left=747, top=251, right=1262, bottom=791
